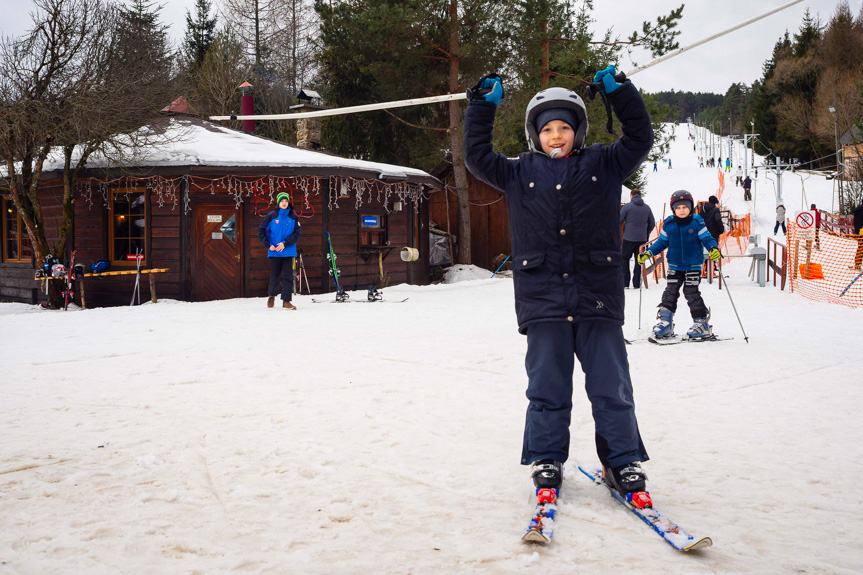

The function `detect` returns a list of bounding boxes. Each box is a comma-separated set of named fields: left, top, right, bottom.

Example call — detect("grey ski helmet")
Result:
left=525, top=87, right=589, bottom=155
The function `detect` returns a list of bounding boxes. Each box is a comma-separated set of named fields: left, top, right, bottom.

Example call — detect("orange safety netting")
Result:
left=787, top=223, right=863, bottom=308
left=716, top=168, right=725, bottom=200
left=717, top=213, right=750, bottom=258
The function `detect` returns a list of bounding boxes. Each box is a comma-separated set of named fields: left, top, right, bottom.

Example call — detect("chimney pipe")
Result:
left=238, top=82, right=255, bottom=134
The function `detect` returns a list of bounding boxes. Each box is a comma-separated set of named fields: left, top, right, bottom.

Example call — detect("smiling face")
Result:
left=538, top=120, right=574, bottom=158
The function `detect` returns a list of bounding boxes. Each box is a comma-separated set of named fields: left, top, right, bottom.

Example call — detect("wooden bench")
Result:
left=37, top=268, right=170, bottom=308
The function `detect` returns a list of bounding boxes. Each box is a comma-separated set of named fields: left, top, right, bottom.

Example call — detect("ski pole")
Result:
left=130, top=248, right=142, bottom=306
left=719, top=261, right=749, bottom=343
left=491, top=255, right=510, bottom=278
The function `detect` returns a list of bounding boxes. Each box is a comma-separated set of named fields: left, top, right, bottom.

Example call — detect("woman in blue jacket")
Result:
left=639, top=190, right=721, bottom=338
left=257, top=192, right=301, bottom=309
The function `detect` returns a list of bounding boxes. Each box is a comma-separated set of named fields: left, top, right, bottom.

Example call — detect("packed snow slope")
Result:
left=2, top=125, right=861, bottom=574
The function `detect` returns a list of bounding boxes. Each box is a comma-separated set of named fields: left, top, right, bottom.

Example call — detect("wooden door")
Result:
left=195, top=204, right=243, bottom=301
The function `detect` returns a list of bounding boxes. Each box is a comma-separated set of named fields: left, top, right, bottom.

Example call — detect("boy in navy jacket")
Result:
left=639, top=190, right=721, bottom=338
left=463, top=67, right=653, bottom=502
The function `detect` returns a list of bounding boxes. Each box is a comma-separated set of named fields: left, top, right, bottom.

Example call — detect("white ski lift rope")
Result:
left=209, top=0, right=805, bottom=123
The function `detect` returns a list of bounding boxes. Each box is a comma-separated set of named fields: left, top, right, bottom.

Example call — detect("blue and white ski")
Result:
left=578, top=465, right=712, bottom=552
left=522, top=488, right=558, bottom=543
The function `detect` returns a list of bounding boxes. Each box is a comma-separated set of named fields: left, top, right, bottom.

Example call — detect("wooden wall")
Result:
left=427, top=171, right=511, bottom=271
left=74, top=184, right=184, bottom=307
left=0, top=180, right=65, bottom=304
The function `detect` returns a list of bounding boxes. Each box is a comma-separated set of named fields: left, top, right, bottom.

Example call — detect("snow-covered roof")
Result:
left=31, top=117, right=442, bottom=188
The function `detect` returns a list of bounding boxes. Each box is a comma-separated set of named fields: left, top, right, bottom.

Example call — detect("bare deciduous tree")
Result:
left=0, top=0, right=178, bottom=307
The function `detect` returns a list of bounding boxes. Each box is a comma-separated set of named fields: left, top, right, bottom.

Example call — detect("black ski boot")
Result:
left=602, top=461, right=647, bottom=494
left=530, top=460, right=563, bottom=489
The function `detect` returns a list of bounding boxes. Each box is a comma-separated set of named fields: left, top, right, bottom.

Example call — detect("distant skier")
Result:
left=653, top=161, right=658, bottom=172
left=735, top=166, right=743, bottom=187
left=774, top=204, right=786, bottom=236
left=463, top=67, right=652, bottom=501
left=725, top=157, right=731, bottom=172
left=258, top=191, right=301, bottom=309
left=668, top=158, right=672, bottom=169
left=743, top=175, right=752, bottom=201
left=638, top=190, right=721, bottom=340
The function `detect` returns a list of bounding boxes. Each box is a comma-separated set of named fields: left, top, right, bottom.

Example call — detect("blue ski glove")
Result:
left=593, top=65, right=623, bottom=94
left=467, top=73, right=504, bottom=105
left=709, top=248, right=722, bottom=261
left=637, top=251, right=652, bottom=265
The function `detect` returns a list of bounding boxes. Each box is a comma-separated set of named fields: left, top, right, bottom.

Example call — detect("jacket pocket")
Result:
left=513, top=251, right=548, bottom=300
left=584, top=250, right=623, bottom=295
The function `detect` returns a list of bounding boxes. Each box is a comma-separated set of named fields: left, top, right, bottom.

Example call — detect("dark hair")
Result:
left=630, top=189, right=641, bottom=197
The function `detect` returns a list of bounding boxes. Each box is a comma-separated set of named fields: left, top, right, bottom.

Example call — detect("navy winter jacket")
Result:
left=699, top=202, right=725, bottom=239
left=257, top=208, right=301, bottom=257
left=463, top=81, right=654, bottom=333
left=646, top=215, right=718, bottom=272
left=619, top=195, right=656, bottom=242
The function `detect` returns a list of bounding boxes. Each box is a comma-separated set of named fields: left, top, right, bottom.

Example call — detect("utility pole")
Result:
left=750, top=120, right=756, bottom=176
left=743, top=129, right=759, bottom=178
left=829, top=83, right=843, bottom=212
left=768, top=156, right=799, bottom=207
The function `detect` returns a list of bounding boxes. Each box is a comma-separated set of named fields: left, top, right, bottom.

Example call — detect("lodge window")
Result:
left=2, top=198, right=34, bottom=263
left=109, top=188, right=147, bottom=265
left=358, top=211, right=388, bottom=247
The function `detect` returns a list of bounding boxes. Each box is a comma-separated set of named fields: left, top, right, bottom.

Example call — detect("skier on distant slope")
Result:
left=638, top=191, right=722, bottom=339
left=463, top=67, right=653, bottom=503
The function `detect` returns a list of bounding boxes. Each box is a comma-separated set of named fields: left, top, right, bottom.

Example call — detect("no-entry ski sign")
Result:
left=796, top=211, right=815, bottom=228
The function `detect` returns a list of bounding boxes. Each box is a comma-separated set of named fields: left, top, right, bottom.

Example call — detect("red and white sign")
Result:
left=796, top=211, right=815, bottom=229
left=126, top=254, right=144, bottom=260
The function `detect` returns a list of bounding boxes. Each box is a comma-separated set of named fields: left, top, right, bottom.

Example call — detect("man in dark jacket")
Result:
left=742, top=176, right=752, bottom=201
left=619, top=189, right=655, bottom=288
left=463, top=67, right=653, bottom=501
left=699, top=195, right=725, bottom=240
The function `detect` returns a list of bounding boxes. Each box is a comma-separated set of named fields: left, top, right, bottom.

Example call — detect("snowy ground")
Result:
left=2, top=125, right=862, bottom=574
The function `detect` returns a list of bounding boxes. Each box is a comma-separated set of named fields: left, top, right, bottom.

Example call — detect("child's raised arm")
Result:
left=463, top=75, right=517, bottom=194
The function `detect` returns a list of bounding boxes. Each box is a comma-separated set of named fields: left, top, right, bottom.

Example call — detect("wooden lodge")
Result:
left=0, top=116, right=442, bottom=306
left=427, top=164, right=511, bottom=272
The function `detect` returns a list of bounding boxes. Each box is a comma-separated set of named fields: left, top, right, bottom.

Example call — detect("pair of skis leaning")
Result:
left=522, top=464, right=712, bottom=552
left=319, top=231, right=407, bottom=303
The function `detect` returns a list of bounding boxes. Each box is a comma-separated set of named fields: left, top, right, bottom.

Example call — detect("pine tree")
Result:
left=184, top=0, right=218, bottom=68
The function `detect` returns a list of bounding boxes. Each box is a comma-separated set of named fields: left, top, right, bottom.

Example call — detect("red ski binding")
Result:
left=626, top=490, right=653, bottom=509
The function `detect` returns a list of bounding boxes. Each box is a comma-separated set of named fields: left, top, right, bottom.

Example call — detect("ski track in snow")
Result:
left=2, top=124, right=862, bottom=574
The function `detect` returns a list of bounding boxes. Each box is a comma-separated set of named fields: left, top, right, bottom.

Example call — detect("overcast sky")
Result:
left=1, top=0, right=854, bottom=94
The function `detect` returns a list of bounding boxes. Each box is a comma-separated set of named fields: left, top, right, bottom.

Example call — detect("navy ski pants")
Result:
left=521, top=321, right=648, bottom=469
left=268, top=256, right=294, bottom=301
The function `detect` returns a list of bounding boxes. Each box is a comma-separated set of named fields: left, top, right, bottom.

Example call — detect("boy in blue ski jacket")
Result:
left=257, top=191, right=301, bottom=309
left=638, top=190, right=721, bottom=338
left=463, top=67, right=653, bottom=502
